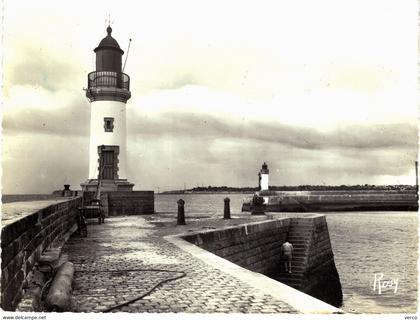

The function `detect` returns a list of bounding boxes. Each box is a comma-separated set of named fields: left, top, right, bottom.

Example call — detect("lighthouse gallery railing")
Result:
left=87, top=71, right=130, bottom=91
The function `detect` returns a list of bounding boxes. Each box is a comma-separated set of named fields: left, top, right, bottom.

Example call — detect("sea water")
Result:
left=155, top=193, right=418, bottom=314
left=327, top=211, right=418, bottom=314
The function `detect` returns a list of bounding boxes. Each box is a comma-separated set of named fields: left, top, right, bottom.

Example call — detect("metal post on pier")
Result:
left=224, top=197, right=231, bottom=219
left=177, top=199, right=186, bottom=225
left=416, top=161, right=418, bottom=198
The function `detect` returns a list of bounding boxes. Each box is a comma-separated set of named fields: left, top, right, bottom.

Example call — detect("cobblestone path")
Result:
left=63, top=215, right=297, bottom=313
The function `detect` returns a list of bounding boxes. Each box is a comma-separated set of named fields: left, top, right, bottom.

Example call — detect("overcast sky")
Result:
left=2, top=0, right=418, bottom=193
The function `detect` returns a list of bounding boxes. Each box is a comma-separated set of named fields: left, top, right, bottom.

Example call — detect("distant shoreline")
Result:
left=161, top=185, right=417, bottom=195
left=3, top=184, right=417, bottom=200
left=159, top=191, right=255, bottom=195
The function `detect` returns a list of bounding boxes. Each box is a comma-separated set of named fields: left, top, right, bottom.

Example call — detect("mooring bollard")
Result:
left=224, top=197, right=231, bottom=219
left=177, top=199, right=186, bottom=225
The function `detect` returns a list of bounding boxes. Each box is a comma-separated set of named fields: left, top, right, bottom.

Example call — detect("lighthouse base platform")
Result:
left=82, top=190, right=154, bottom=216
left=80, top=179, right=134, bottom=192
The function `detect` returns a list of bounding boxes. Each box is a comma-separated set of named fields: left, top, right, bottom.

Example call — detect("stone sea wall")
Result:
left=183, top=215, right=342, bottom=307
left=292, top=215, right=343, bottom=306
left=183, top=219, right=290, bottom=275
left=2, top=194, right=62, bottom=204
left=243, top=190, right=418, bottom=212
left=1, top=197, right=82, bottom=311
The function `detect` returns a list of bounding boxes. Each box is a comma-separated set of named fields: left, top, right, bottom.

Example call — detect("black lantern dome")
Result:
left=86, top=25, right=131, bottom=103
left=94, top=26, right=124, bottom=72
left=95, top=26, right=123, bottom=51
left=260, top=162, right=269, bottom=174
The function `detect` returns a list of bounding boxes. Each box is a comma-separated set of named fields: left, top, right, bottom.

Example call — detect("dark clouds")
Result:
left=6, top=46, right=83, bottom=92
left=8, top=105, right=417, bottom=152
left=4, top=105, right=417, bottom=191
left=3, top=96, right=89, bottom=137
left=3, top=123, right=416, bottom=194
left=2, top=135, right=88, bottom=194
left=123, top=112, right=417, bottom=190
left=128, top=112, right=418, bottom=151
left=3, top=101, right=417, bottom=193
left=126, top=135, right=417, bottom=192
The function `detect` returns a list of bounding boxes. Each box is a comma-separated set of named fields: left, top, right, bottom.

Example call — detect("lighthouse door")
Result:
left=101, top=150, right=115, bottom=179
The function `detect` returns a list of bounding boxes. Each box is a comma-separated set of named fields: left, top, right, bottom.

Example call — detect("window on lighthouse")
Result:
left=104, top=117, right=114, bottom=132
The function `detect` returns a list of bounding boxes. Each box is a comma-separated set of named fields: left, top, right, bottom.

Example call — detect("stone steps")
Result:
left=288, top=244, right=309, bottom=249
left=290, top=222, right=313, bottom=227
left=287, top=237, right=310, bottom=243
left=291, top=262, right=306, bottom=268
left=289, top=224, right=313, bottom=228
left=291, top=260, right=305, bottom=266
left=293, top=245, right=309, bottom=252
left=288, top=232, right=312, bottom=237
left=290, top=262, right=306, bottom=268
left=291, top=250, right=307, bottom=255
left=288, top=242, right=309, bottom=248
left=273, top=220, right=314, bottom=290
left=292, top=251, right=307, bottom=256
left=290, top=223, right=313, bottom=227
left=288, top=239, right=311, bottom=243
left=292, top=251, right=307, bottom=255
left=289, top=231, right=312, bottom=234
left=291, top=251, right=307, bottom=256
left=289, top=231, right=312, bottom=236
left=288, top=240, right=310, bottom=247
left=290, top=243, right=307, bottom=248
left=289, top=236, right=311, bottom=240
left=288, top=234, right=311, bottom=239
left=289, top=229, right=312, bottom=233
left=281, top=258, right=306, bottom=265
left=281, top=265, right=305, bottom=272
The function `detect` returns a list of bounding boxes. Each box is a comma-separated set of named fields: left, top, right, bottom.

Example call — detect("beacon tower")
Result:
left=81, top=26, right=134, bottom=191
left=259, top=162, right=269, bottom=191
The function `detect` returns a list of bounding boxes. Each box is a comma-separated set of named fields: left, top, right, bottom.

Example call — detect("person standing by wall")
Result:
left=282, top=240, right=294, bottom=274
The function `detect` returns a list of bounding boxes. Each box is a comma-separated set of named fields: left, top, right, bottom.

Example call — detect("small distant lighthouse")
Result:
left=81, top=25, right=134, bottom=191
left=259, top=162, right=269, bottom=191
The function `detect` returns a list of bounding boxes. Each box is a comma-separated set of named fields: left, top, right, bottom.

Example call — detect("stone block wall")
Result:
left=2, top=194, right=62, bottom=204
left=183, top=215, right=343, bottom=307
left=107, top=191, right=154, bottom=215
left=243, top=190, right=418, bottom=212
left=1, top=197, right=82, bottom=311
left=301, top=215, right=343, bottom=306
left=183, top=219, right=290, bottom=275
left=83, top=191, right=154, bottom=216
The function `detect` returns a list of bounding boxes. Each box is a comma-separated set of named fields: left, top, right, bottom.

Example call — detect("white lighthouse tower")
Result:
left=258, top=162, right=269, bottom=191
left=81, top=25, right=134, bottom=191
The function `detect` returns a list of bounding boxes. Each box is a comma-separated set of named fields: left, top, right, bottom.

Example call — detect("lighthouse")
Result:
left=81, top=25, right=134, bottom=191
left=259, top=162, right=269, bottom=191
